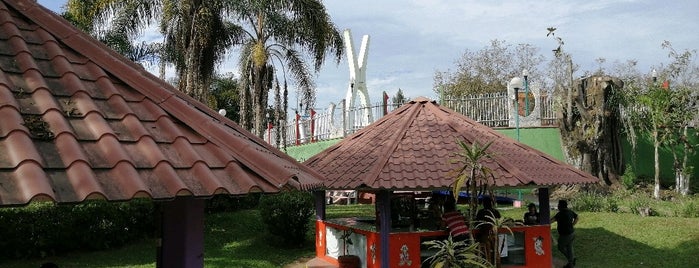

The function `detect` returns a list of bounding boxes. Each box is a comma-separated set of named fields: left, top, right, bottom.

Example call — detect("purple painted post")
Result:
left=537, top=187, right=550, bottom=224
left=376, top=190, right=391, bottom=268
left=314, top=190, right=326, bottom=221
left=158, top=196, right=205, bottom=268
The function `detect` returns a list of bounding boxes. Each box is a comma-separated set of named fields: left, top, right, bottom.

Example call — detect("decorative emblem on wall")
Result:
left=370, top=243, right=376, bottom=264
left=534, top=236, right=545, bottom=256
left=399, top=244, right=412, bottom=266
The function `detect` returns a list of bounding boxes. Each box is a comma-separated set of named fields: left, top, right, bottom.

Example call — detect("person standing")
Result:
left=551, top=200, right=578, bottom=268
left=441, top=196, right=469, bottom=242
left=523, top=203, right=540, bottom=225
left=475, top=196, right=501, bottom=261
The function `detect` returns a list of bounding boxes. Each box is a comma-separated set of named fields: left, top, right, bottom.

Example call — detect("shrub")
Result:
left=620, top=164, right=636, bottom=189
left=258, top=190, right=314, bottom=247
left=572, top=191, right=619, bottom=213
left=0, top=199, right=154, bottom=261
left=206, top=193, right=261, bottom=213
left=628, top=194, right=656, bottom=216
left=673, top=199, right=699, bottom=218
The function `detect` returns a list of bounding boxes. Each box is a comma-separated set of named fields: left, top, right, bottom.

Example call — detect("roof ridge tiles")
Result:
left=363, top=103, right=421, bottom=188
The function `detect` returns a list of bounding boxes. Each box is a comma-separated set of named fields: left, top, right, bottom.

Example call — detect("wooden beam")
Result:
left=157, top=196, right=205, bottom=268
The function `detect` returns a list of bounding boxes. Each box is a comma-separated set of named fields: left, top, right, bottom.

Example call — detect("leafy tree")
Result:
left=392, top=88, right=408, bottom=105
left=210, top=73, right=240, bottom=123
left=434, top=40, right=545, bottom=98
left=230, top=0, right=343, bottom=136
left=622, top=41, right=698, bottom=198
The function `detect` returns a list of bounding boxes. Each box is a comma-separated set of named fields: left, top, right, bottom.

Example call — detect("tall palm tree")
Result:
left=62, top=0, right=343, bottom=138
left=230, top=0, right=343, bottom=136
left=63, top=0, right=162, bottom=65
left=159, top=0, right=243, bottom=103
left=63, top=0, right=243, bottom=104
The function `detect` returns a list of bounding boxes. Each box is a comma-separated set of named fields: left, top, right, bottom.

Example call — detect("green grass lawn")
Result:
left=2, top=204, right=698, bottom=267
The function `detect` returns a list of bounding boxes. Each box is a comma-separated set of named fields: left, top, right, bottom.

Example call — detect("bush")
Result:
left=628, top=194, right=656, bottom=216
left=621, top=164, right=637, bottom=189
left=258, top=190, right=314, bottom=247
left=673, top=199, right=699, bottom=218
left=572, top=191, right=619, bottom=213
left=206, top=193, right=261, bottom=213
left=0, top=199, right=154, bottom=261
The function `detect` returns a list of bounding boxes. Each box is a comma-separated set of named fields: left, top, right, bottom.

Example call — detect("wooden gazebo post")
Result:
left=537, top=188, right=551, bottom=223
left=376, top=190, right=391, bottom=268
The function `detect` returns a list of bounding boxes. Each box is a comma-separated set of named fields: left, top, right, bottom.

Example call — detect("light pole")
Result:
left=510, top=77, right=523, bottom=141
left=651, top=69, right=658, bottom=84
left=522, top=69, right=529, bottom=116
left=509, top=76, right=524, bottom=202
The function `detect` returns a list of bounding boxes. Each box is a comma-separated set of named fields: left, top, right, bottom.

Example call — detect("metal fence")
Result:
left=267, top=93, right=559, bottom=147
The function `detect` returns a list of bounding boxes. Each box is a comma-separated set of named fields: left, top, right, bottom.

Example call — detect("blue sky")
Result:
left=38, top=0, right=699, bottom=111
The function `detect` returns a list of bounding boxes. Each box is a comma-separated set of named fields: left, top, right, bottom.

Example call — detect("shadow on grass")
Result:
left=203, top=210, right=315, bottom=268
left=0, top=239, right=156, bottom=268
left=556, top=227, right=699, bottom=268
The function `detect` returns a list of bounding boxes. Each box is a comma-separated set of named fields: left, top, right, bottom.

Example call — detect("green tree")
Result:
left=230, top=0, right=343, bottom=136
left=623, top=41, right=698, bottom=197
left=434, top=40, right=545, bottom=98
left=392, top=88, right=408, bottom=105
left=210, top=73, right=241, bottom=123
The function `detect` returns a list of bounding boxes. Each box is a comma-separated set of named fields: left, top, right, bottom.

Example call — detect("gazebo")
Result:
left=304, top=97, right=598, bottom=268
left=0, top=1, right=323, bottom=267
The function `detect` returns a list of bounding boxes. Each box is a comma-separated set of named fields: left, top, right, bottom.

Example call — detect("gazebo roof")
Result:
left=0, top=0, right=323, bottom=205
left=304, top=97, right=598, bottom=190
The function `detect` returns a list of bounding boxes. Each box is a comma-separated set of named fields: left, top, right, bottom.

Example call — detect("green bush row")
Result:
left=0, top=199, right=154, bottom=261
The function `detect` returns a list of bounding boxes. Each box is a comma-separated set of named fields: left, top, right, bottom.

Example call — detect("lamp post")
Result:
left=509, top=76, right=524, bottom=202
left=510, top=77, right=523, bottom=141
left=522, top=69, right=529, bottom=116
left=651, top=69, right=658, bottom=84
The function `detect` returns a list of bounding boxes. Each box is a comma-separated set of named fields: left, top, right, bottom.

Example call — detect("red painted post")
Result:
left=267, top=121, right=273, bottom=145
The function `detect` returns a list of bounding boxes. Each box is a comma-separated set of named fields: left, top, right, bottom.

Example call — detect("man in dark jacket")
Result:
left=552, top=200, right=578, bottom=268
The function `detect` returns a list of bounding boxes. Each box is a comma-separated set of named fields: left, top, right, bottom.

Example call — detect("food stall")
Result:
left=304, top=98, right=599, bottom=268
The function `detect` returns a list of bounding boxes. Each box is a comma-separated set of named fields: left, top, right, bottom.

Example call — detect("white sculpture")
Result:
left=343, top=29, right=372, bottom=132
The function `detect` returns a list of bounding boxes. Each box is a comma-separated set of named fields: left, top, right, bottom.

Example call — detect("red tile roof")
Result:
left=0, top=0, right=323, bottom=205
left=304, top=97, right=598, bottom=190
